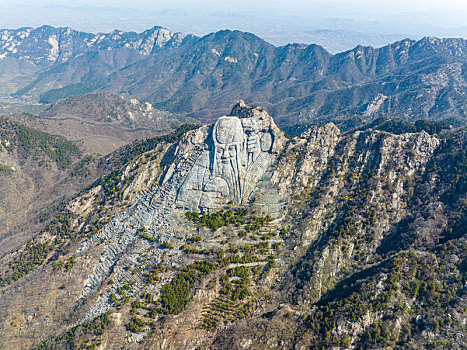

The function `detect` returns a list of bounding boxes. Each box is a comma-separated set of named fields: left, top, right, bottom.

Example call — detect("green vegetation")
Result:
left=0, top=117, right=81, bottom=168
left=221, top=266, right=251, bottom=301
left=197, top=295, right=255, bottom=331
left=304, top=250, right=463, bottom=348
left=127, top=316, right=146, bottom=333
left=95, top=169, right=131, bottom=203
left=127, top=228, right=278, bottom=333
left=0, top=209, right=82, bottom=285
left=160, top=260, right=217, bottom=314
left=39, top=78, right=107, bottom=104
left=258, top=255, right=275, bottom=280
left=368, top=117, right=452, bottom=135
left=144, top=263, right=165, bottom=284
left=161, top=241, right=174, bottom=249
left=34, top=310, right=112, bottom=349
left=197, top=264, right=258, bottom=331
left=86, top=124, right=201, bottom=205
left=6, top=242, right=50, bottom=283
left=183, top=247, right=212, bottom=255
left=70, top=154, right=95, bottom=178
left=0, top=163, right=14, bottom=174
left=186, top=208, right=272, bottom=231
left=13, top=113, right=467, bottom=348
left=136, top=227, right=155, bottom=243
left=282, top=129, right=467, bottom=348
left=187, top=235, right=202, bottom=243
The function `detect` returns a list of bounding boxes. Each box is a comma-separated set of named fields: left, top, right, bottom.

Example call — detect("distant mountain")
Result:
left=270, top=29, right=408, bottom=53
left=0, top=25, right=193, bottom=65
left=98, top=33, right=467, bottom=128
left=3, top=26, right=467, bottom=129
left=0, top=25, right=195, bottom=103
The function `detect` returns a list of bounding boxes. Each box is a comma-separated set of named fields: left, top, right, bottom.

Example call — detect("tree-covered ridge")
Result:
left=369, top=118, right=452, bottom=136
left=303, top=244, right=465, bottom=349
left=0, top=116, right=81, bottom=168
left=286, top=117, right=454, bottom=138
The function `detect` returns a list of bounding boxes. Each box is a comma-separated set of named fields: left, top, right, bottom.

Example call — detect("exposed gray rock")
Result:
left=174, top=101, right=287, bottom=211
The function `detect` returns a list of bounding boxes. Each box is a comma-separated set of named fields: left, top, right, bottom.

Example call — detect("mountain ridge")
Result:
left=0, top=25, right=195, bottom=64
left=0, top=102, right=464, bottom=349
left=3, top=26, right=467, bottom=130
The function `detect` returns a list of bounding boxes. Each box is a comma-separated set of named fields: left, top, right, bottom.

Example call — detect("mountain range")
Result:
left=2, top=26, right=467, bottom=131
left=0, top=24, right=466, bottom=350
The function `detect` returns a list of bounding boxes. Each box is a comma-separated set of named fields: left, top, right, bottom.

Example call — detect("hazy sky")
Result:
left=2, top=0, right=467, bottom=11
left=1, top=0, right=467, bottom=51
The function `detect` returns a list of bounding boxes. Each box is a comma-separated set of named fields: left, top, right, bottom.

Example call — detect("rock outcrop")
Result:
left=0, top=102, right=465, bottom=350
left=173, top=101, right=286, bottom=211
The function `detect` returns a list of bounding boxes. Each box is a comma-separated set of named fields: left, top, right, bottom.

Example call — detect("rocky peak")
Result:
left=230, top=100, right=262, bottom=119
left=1, top=100, right=465, bottom=349
left=163, top=102, right=287, bottom=212
left=0, top=25, right=194, bottom=65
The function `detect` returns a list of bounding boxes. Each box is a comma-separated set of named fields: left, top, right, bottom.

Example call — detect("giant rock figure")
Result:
left=175, top=103, right=277, bottom=211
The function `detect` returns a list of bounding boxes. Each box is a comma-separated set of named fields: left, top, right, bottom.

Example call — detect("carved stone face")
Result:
left=212, top=117, right=246, bottom=202
left=177, top=113, right=276, bottom=211
left=215, top=143, right=238, bottom=179
left=215, top=117, right=244, bottom=144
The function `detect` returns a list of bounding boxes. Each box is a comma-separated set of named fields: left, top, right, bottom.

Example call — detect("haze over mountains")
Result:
left=2, top=25, right=467, bottom=132
left=2, top=1, right=467, bottom=51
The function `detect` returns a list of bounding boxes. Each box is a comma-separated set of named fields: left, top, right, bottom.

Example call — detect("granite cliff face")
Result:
left=168, top=101, right=286, bottom=212
left=0, top=103, right=465, bottom=349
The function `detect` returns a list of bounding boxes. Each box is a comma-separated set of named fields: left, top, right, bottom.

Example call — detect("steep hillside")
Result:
left=0, top=116, right=88, bottom=256
left=0, top=102, right=464, bottom=349
left=0, top=113, right=193, bottom=257
left=41, top=93, right=192, bottom=131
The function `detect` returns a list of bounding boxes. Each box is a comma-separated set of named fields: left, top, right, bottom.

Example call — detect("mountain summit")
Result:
left=0, top=25, right=193, bottom=65
left=172, top=101, right=286, bottom=211
left=0, top=102, right=465, bottom=349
